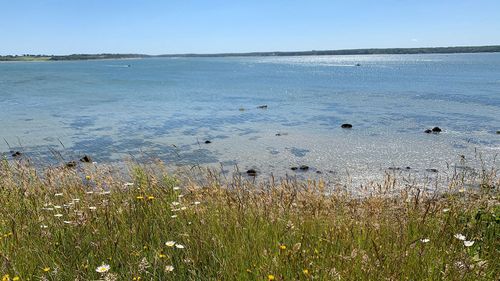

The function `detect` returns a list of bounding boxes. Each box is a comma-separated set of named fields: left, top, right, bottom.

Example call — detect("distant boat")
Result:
left=355, top=63, right=361, bottom=66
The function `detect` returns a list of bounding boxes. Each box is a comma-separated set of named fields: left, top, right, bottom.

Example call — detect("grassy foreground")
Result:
left=0, top=159, right=498, bottom=280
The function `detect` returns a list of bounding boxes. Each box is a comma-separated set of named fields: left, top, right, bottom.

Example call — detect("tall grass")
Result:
left=0, top=158, right=498, bottom=280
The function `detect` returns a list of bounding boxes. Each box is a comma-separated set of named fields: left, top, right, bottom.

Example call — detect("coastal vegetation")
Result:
left=2, top=45, right=500, bottom=61
left=0, top=158, right=498, bottom=280
left=0, top=54, right=148, bottom=62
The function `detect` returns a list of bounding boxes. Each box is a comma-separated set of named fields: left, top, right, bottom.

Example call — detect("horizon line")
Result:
left=2, top=44, right=500, bottom=57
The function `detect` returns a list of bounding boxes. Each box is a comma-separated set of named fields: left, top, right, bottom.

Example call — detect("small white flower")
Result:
left=54, top=214, right=63, bottom=217
left=454, top=234, right=466, bottom=241
left=171, top=202, right=180, bottom=206
left=420, top=238, right=430, bottom=243
left=173, top=186, right=181, bottom=191
left=96, top=263, right=110, bottom=273
left=442, top=208, right=450, bottom=213
left=63, top=221, right=73, bottom=224
left=464, top=240, right=475, bottom=247
left=72, top=198, right=80, bottom=202
left=40, top=225, right=48, bottom=229
left=180, top=207, right=187, bottom=211
left=101, top=191, right=111, bottom=195
left=193, top=201, right=201, bottom=205
left=175, top=244, right=185, bottom=249
left=42, top=207, right=54, bottom=211
left=89, top=206, right=97, bottom=210
left=86, top=191, right=94, bottom=194
left=165, top=265, right=174, bottom=272
left=54, top=205, right=62, bottom=209
left=171, top=215, right=178, bottom=218
left=55, top=193, right=63, bottom=197
left=178, top=194, right=184, bottom=198
left=165, top=241, right=176, bottom=247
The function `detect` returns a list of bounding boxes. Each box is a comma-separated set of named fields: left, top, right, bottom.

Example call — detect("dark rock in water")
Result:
left=257, top=105, right=268, bottom=109
left=80, top=155, right=92, bottom=163
left=11, top=151, right=22, bottom=157
left=388, top=167, right=401, bottom=171
left=426, top=168, right=438, bottom=173
left=406, top=166, right=411, bottom=170
left=275, top=133, right=281, bottom=136
left=496, top=130, right=500, bottom=134
left=291, top=167, right=298, bottom=171
left=341, top=124, right=353, bottom=129
left=204, top=140, right=212, bottom=144
left=65, top=161, right=77, bottom=168
left=432, top=127, right=442, bottom=133
left=424, top=129, right=432, bottom=134
left=246, top=169, right=257, bottom=176
left=355, top=63, right=361, bottom=66
left=299, top=165, right=309, bottom=171
left=316, top=171, right=323, bottom=174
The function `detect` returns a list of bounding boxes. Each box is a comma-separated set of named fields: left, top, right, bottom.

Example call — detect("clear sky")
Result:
left=1, top=0, right=499, bottom=55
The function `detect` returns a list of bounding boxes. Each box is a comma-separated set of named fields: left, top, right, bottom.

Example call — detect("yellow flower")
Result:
left=43, top=267, right=50, bottom=272
left=133, top=277, right=141, bottom=280
left=12, top=277, right=19, bottom=281
left=136, top=196, right=144, bottom=200
left=147, top=196, right=154, bottom=200
left=279, top=244, right=286, bottom=250
left=158, top=253, right=166, bottom=258
left=268, top=274, right=275, bottom=280
left=2, top=274, right=10, bottom=281
left=303, top=269, right=309, bottom=275
left=85, top=175, right=91, bottom=180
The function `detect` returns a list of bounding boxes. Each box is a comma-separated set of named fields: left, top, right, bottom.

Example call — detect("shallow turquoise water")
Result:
left=1, top=53, right=499, bottom=182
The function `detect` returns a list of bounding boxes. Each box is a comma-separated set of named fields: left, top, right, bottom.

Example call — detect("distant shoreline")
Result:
left=1, top=45, right=500, bottom=61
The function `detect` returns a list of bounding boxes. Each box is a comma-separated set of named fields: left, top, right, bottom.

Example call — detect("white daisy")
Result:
left=165, top=265, right=174, bottom=272
left=464, top=240, right=475, bottom=247
left=454, top=234, right=466, bottom=241
left=96, top=263, right=110, bottom=273
left=165, top=241, right=176, bottom=247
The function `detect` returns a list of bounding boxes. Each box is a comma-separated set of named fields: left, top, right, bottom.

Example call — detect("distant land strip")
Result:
left=1, top=45, right=500, bottom=61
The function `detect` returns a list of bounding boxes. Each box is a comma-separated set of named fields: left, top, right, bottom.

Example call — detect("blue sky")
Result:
left=1, top=0, right=499, bottom=55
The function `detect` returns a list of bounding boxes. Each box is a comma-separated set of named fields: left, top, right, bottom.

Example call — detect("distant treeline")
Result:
left=160, top=45, right=500, bottom=57
left=1, top=45, right=500, bottom=61
left=0, top=54, right=149, bottom=61
left=49, top=54, right=149, bottom=61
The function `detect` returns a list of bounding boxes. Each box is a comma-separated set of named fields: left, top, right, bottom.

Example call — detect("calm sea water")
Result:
left=1, top=53, right=499, bottom=183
